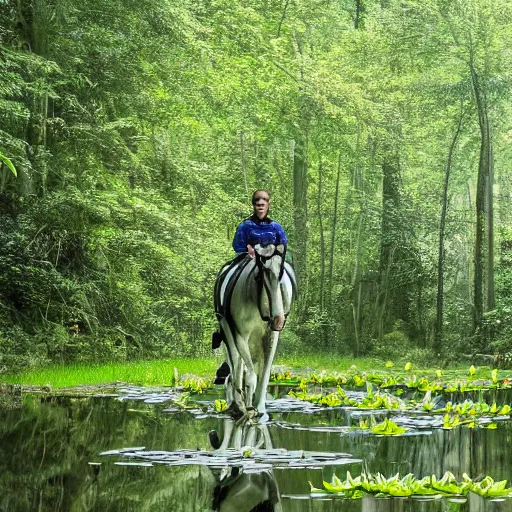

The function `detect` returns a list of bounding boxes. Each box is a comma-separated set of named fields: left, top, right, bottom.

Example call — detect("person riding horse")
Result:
left=212, top=190, right=295, bottom=418
left=212, top=190, right=288, bottom=351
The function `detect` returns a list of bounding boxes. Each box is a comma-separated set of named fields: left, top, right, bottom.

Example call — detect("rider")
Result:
left=212, top=190, right=288, bottom=383
left=232, top=189, right=288, bottom=257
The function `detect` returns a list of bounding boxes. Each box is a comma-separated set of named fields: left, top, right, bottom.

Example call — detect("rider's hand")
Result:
left=247, top=245, right=255, bottom=259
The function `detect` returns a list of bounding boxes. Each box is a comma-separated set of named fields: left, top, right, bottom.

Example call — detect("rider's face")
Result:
left=253, top=195, right=270, bottom=219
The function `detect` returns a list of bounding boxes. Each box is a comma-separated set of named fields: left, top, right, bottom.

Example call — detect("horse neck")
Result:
left=231, top=260, right=260, bottom=310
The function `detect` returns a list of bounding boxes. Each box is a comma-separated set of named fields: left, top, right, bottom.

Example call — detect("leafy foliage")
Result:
left=1, top=0, right=512, bottom=368
left=312, top=471, right=512, bottom=499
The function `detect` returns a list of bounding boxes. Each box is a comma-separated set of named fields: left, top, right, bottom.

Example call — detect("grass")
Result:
left=1, top=355, right=383, bottom=388
left=0, top=358, right=220, bottom=388
left=0, top=355, right=508, bottom=389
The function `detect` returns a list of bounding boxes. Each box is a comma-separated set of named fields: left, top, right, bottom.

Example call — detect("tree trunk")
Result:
left=378, top=150, right=401, bottom=337
left=239, top=131, right=248, bottom=195
left=470, top=63, right=494, bottom=330
left=354, top=0, right=365, bottom=29
left=486, top=144, right=495, bottom=311
left=434, top=100, right=466, bottom=349
left=292, top=134, right=308, bottom=299
left=350, top=127, right=364, bottom=354
left=327, top=151, right=342, bottom=311
left=316, top=159, right=326, bottom=311
left=16, top=0, right=49, bottom=196
left=292, top=31, right=309, bottom=315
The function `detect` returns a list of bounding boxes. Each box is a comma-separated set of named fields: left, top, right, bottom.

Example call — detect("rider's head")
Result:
left=252, top=189, right=271, bottom=220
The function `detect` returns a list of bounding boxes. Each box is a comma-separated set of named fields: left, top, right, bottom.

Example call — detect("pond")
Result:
left=1, top=384, right=512, bottom=512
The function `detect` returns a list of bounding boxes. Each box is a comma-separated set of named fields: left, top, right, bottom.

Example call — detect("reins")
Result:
left=254, top=245, right=287, bottom=326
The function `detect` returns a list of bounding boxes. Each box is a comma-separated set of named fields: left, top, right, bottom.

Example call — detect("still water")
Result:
left=1, top=386, right=511, bottom=512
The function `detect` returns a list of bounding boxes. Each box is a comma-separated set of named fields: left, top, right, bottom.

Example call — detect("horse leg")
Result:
left=233, top=333, right=258, bottom=416
left=220, top=319, right=245, bottom=416
left=255, top=330, right=279, bottom=417
left=217, top=418, right=235, bottom=451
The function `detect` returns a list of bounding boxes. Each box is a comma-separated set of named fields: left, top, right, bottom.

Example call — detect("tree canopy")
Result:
left=1, top=0, right=512, bottom=369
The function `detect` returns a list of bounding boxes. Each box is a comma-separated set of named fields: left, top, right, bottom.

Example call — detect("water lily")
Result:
left=241, top=446, right=256, bottom=458
left=498, top=404, right=511, bottom=415
left=371, top=418, right=407, bottom=435
left=214, top=399, right=228, bottom=413
left=317, top=471, right=512, bottom=498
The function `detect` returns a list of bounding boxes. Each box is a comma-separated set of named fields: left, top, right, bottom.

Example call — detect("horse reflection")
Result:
left=209, top=419, right=282, bottom=512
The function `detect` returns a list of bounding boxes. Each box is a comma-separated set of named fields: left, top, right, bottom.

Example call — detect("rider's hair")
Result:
left=252, top=189, right=271, bottom=205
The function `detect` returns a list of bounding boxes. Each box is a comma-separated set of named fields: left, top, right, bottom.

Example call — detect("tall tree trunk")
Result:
left=435, top=100, right=466, bottom=349
left=316, top=159, right=326, bottom=311
left=292, top=31, right=309, bottom=315
left=239, top=131, right=248, bottom=195
left=470, top=62, right=494, bottom=330
left=16, top=0, right=49, bottom=196
left=354, top=0, right=365, bottom=29
left=486, top=144, right=495, bottom=312
left=327, top=151, right=342, bottom=311
left=292, top=133, right=308, bottom=301
left=378, top=148, right=401, bottom=338
left=351, top=126, right=364, bottom=354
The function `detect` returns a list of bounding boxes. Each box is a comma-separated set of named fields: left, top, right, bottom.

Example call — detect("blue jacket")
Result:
left=232, top=215, right=288, bottom=253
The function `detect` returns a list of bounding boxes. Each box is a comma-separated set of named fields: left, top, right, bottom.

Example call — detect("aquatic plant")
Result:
left=214, top=399, right=228, bottom=413
left=467, top=475, right=512, bottom=497
left=179, top=376, right=211, bottom=393
left=289, top=382, right=512, bottom=430
left=172, top=392, right=192, bottom=409
left=270, top=366, right=512, bottom=394
left=370, top=418, right=407, bottom=436
left=289, top=385, right=404, bottom=411
left=311, top=471, right=512, bottom=499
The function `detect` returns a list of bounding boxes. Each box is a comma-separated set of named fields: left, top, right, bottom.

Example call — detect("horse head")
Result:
left=254, top=244, right=286, bottom=332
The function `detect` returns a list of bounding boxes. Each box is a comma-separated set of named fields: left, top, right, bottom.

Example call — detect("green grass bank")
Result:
left=1, top=355, right=507, bottom=389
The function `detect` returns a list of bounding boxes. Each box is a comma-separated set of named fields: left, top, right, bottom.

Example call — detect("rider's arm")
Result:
left=232, top=221, right=249, bottom=253
left=274, top=222, right=288, bottom=246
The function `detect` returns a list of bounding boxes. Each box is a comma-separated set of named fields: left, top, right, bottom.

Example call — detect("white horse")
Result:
left=214, top=244, right=296, bottom=418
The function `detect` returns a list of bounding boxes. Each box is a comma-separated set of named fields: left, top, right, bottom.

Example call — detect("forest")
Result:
left=1, top=0, right=511, bottom=371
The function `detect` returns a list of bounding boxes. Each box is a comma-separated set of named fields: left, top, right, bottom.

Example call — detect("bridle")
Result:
left=255, top=244, right=286, bottom=281
left=254, top=245, right=286, bottom=324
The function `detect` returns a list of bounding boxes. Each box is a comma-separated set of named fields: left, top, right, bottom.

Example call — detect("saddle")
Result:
left=213, top=253, right=252, bottom=320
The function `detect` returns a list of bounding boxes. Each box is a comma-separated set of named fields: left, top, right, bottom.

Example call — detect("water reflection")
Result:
left=1, top=390, right=512, bottom=511
left=271, top=408, right=512, bottom=481
left=210, top=420, right=281, bottom=511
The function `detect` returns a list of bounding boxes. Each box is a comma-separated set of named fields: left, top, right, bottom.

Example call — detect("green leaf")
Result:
left=498, top=404, right=511, bottom=415
left=0, top=151, right=17, bottom=177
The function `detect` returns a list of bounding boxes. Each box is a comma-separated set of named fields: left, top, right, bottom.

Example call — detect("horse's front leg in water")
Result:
left=220, top=319, right=245, bottom=416
left=234, top=334, right=258, bottom=416
left=255, top=330, right=279, bottom=417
